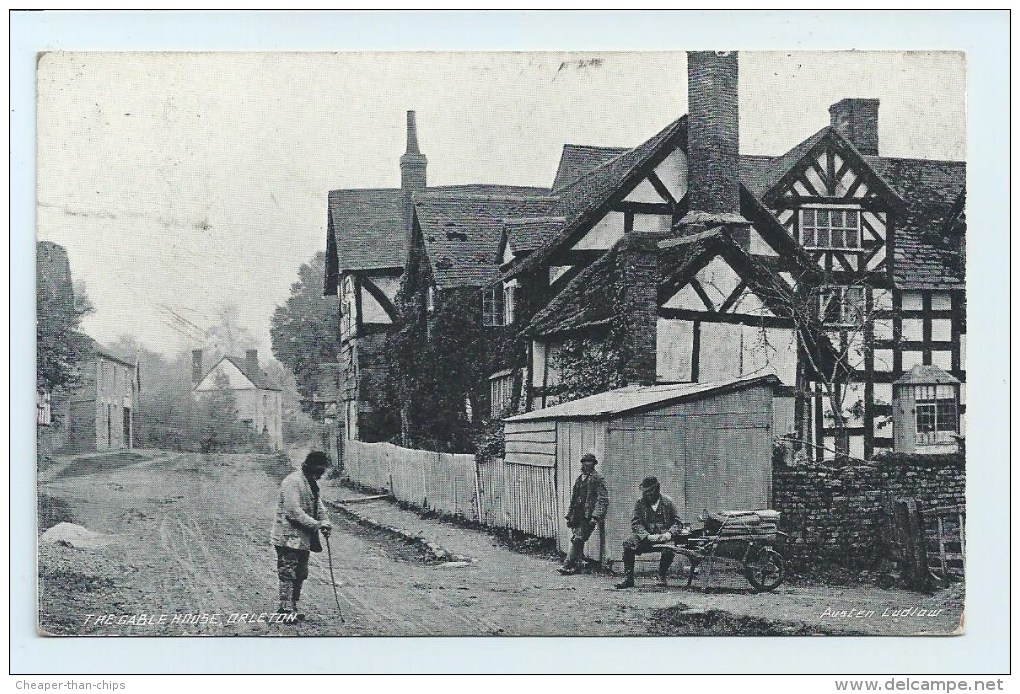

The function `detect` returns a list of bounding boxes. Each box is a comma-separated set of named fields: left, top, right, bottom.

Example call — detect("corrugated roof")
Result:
left=415, top=193, right=559, bottom=289
left=552, top=144, right=629, bottom=190
left=893, top=364, right=960, bottom=386
left=505, top=375, right=781, bottom=421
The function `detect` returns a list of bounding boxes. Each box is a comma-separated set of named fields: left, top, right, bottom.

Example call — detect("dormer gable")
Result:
left=762, top=127, right=904, bottom=211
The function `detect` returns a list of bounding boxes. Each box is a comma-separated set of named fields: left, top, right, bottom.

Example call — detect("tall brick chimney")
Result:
left=829, top=98, right=880, bottom=156
left=687, top=51, right=741, bottom=215
left=400, top=110, right=427, bottom=232
left=245, top=349, right=259, bottom=377
left=683, top=51, right=751, bottom=249
left=192, top=349, right=203, bottom=385
left=617, top=234, right=664, bottom=386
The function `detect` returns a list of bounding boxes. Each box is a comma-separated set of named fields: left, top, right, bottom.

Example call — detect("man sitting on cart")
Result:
left=615, top=476, right=683, bottom=589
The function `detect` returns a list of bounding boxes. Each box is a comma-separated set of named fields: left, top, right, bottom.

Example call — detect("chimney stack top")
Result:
left=829, top=98, right=880, bottom=156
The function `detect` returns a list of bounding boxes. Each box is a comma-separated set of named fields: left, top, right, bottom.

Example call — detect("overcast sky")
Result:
left=36, top=50, right=965, bottom=357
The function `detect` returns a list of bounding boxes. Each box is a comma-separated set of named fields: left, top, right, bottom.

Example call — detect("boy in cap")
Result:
left=615, top=475, right=682, bottom=589
left=558, top=451, right=609, bottom=575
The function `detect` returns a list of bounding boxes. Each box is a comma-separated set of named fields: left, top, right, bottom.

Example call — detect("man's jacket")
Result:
left=630, top=494, right=682, bottom=540
left=566, top=470, right=609, bottom=528
left=270, top=469, right=328, bottom=551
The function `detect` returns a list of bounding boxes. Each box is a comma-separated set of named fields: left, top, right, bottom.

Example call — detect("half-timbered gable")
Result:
left=741, top=100, right=966, bottom=460
left=756, top=127, right=905, bottom=280
left=505, top=116, right=689, bottom=299
left=523, top=228, right=807, bottom=417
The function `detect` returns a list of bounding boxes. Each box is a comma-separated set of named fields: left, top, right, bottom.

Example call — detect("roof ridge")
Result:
left=502, top=215, right=566, bottom=223
left=562, top=143, right=629, bottom=152
left=416, top=192, right=559, bottom=202
left=864, top=154, right=966, bottom=166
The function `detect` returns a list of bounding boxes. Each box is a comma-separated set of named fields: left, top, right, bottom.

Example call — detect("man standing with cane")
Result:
left=270, top=451, right=332, bottom=621
left=558, top=451, right=609, bottom=575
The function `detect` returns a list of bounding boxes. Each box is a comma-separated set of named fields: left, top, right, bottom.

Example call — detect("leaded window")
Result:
left=801, top=208, right=861, bottom=249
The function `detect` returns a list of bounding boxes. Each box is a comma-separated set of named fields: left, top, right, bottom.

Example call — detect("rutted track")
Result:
left=37, top=450, right=965, bottom=637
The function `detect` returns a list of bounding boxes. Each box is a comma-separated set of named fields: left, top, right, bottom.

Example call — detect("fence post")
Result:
left=893, top=498, right=931, bottom=592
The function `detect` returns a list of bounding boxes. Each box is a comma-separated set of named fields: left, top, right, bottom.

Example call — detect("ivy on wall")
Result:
left=551, top=335, right=625, bottom=404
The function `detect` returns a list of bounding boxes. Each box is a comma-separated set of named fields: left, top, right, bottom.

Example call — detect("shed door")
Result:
left=681, top=419, right=770, bottom=520
left=603, top=424, right=684, bottom=562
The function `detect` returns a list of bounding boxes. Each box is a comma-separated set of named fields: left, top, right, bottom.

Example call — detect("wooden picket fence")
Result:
left=345, top=441, right=478, bottom=518
left=344, top=441, right=560, bottom=540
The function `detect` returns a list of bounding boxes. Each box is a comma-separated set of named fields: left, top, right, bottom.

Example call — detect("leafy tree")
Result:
left=195, top=370, right=255, bottom=452
left=36, top=244, right=94, bottom=392
left=269, top=252, right=341, bottom=405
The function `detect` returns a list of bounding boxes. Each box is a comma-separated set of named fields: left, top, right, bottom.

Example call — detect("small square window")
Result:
left=818, top=285, right=865, bottom=326
left=913, top=385, right=958, bottom=446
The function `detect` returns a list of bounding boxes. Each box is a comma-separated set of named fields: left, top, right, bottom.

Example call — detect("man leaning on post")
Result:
left=558, top=451, right=609, bottom=575
left=270, top=451, right=333, bottom=621
left=615, top=475, right=682, bottom=589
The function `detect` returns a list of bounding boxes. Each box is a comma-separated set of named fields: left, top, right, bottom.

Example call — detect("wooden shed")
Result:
left=503, top=375, right=784, bottom=565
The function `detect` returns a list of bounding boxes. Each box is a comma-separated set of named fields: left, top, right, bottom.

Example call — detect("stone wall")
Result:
left=772, top=451, right=965, bottom=571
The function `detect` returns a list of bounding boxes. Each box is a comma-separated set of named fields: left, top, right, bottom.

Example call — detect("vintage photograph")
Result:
left=36, top=49, right=967, bottom=637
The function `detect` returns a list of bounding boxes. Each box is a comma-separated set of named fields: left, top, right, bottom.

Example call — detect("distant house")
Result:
left=58, top=336, right=139, bottom=453
left=191, top=349, right=283, bottom=450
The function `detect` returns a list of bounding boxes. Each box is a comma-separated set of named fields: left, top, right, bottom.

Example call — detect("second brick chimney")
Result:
left=245, top=349, right=259, bottom=378
left=400, top=110, right=428, bottom=233
left=192, top=349, right=204, bottom=386
left=829, top=98, right=880, bottom=156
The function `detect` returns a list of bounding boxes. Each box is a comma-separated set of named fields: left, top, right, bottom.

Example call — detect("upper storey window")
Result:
left=482, top=286, right=504, bottom=327
left=800, top=208, right=861, bottom=250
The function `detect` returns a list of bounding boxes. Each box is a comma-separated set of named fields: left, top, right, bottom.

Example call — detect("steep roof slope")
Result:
left=325, top=183, right=552, bottom=293
left=552, top=144, right=629, bottom=190
left=414, top=193, right=559, bottom=289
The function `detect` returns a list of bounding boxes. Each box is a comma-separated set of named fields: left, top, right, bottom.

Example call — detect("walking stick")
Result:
left=324, top=533, right=345, bottom=623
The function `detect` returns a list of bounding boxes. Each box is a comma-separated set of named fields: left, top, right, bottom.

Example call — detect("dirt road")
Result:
left=37, top=450, right=964, bottom=636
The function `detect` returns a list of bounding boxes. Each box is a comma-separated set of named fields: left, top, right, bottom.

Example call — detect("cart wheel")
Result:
left=745, top=548, right=784, bottom=592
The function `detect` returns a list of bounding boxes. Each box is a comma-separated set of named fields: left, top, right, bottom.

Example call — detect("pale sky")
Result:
left=36, top=51, right=965, bottom=357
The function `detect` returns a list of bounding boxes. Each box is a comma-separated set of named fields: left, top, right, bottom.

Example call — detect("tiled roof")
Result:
left=738, top=155, right=778, bottom=199
left=79, top=335, right=136, bottom=368
left=415, top=193, right=558, bottom=289
left=199, top=355, right=281, bottom=391
left=327, top=184, right=553, bottom=275
left=526, top=228, right=804, bottom=339
left=509, top=117, right=687, bottom=279
left=524, top=239, right=620, bottom=336
left=502, top=216, right=566, bottom=256
left=328, top=188, right=406, bottom=273
left=552, top=144, right=629, bottom=190
left=505, top=375, right=781, bottom=421
left=865, top=156, right=966, bottom=289
left=741, top=130, right=965, bottom=290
